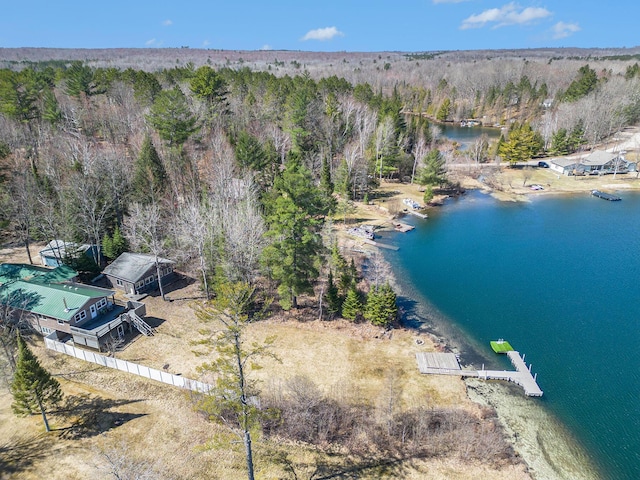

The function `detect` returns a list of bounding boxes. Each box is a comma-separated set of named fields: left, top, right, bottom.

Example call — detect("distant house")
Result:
left=102, top=252, right=175, bottom=296
left=549, top=151, right=636, bottom=176
left=39, top=240, right=100, bottom=268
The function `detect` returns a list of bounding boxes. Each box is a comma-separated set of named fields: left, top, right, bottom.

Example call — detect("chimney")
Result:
left=63, top=297, right=69, bottom=312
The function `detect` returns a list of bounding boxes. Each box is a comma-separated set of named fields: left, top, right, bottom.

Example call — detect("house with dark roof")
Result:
left=0, top=263, right=151, bottom=351
left=102, top=252, right=175, bottom=296
left=550, top=151, right=636, bottom=176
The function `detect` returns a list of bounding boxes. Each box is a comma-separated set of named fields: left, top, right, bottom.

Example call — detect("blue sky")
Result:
left=2, top=1, right=638, bottom=52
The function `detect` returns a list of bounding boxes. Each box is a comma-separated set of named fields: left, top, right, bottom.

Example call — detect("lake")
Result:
left=435, top=122, right=502, bottom=148
left=381, top=190, right=640, bottom=480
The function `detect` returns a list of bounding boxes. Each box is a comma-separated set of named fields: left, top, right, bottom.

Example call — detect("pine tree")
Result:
left=320, top=156, right=334, bottom=197
left=11, top=334, right=63, bottom=432
left=416, top=149, right=447, bottom=188
left=146, top=87, right=199, bottom=147
left=261, top=155, right=329, bottom=309
left=364, top=283, right=398, bottom=327
left=103, top=226, right=128, bottom=260
left=341, top=287, right=363, bottom=321
left=132, top=135, right=167, bottom=204
left=324, top=270, right=342, bottom=318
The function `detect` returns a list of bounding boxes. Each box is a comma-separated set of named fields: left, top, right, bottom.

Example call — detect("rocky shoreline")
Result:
left=340, top=179, right=613, bottom=480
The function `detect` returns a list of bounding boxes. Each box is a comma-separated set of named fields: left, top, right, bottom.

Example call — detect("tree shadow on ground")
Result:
left=54, top=393, right=147, bottom=440
left=0, top=433, right=51, bottom=476
left=273, top=450, right=426, bottom=480
left=148, top=273, right=201, bottom=301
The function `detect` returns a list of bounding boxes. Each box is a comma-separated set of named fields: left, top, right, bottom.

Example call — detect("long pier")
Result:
left=416, top=351, right=543, bottom=397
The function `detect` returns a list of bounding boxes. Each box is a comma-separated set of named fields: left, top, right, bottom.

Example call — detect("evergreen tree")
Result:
left=364, top=283, right=398, bottom=327
left=498, top=122, right=543, bottom=165
left=341, top=286, right=363, bottom=321
left=103, top=226, right=128, bottom=260
left=324, top=270, right=342, bottom=318
left=563, top=65, right=598, bottom=102
left=146, top=87, right=199, bottom=147
left=550, top=128, right=570, bottom=156
left=436, top=98, right=451, bottom=122
left=132, top=136, right=167, bottom=204
left=11, top=334, right=63, bottom=432
left=234, top=130, right=267, bottom=171
left=320, top=156, right=334, bottom=197
left=568, top=120, right=586, bottom=152
left=261, top=155, right=328, bottom=309
left=334, top=159, right=352, bottom=199
left=416, top=149, right=447, bottom=188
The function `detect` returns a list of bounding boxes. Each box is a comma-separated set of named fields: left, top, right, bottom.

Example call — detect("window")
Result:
left=145, top=275, right=154, bottom=285
left=74, top=310, right=87, bottom=322
left=57, top=319, right=65, bottom=325
left=96, top=298, right=107, bottom=309
left=41, top=326, right=54, bottom=335
left=136, top=281, right=144, bottom=288
left=116, top=279, right=123, bottom=286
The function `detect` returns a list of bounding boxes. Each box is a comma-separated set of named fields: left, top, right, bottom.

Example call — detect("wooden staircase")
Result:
left=127, top=311, right=155, bottom=336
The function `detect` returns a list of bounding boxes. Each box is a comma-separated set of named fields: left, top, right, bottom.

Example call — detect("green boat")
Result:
left=490, top=339, right=514, bottom=354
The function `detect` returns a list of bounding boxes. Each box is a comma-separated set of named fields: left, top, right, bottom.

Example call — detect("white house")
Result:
left=549, top=151, right=636, bottom=176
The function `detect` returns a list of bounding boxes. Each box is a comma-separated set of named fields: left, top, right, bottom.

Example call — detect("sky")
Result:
left=2, top=1, right=639, bottom=52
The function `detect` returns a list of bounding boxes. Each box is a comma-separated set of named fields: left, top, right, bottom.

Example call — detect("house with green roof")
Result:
left=0, top=263, right=152, bottom=350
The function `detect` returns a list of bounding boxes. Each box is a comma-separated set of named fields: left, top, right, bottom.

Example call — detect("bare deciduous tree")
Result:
left=124, top=202, right=170, bottom=301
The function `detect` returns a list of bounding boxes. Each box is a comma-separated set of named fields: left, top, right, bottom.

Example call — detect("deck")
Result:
left=591, top=190, right=621, bottom=201
left=393, top=221, right=415, bottom=233
left=416, top=351, right=543, bottom=397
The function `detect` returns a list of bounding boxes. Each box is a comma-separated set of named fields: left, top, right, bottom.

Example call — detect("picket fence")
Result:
left=45, top=336, right=212, bottom=393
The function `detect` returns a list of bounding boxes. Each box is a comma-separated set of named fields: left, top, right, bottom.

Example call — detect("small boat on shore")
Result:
left=402, top=198, right=421, bottom=210
left=347, top=225, right=375, bottom=240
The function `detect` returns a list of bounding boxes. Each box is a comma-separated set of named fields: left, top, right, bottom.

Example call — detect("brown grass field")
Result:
left=0, top=239, right=534, bottom=479
left=6, top=165, right=633, bottom=478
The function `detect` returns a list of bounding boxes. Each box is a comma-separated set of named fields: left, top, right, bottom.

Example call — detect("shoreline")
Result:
left=342, top=179, right=608, bottom=480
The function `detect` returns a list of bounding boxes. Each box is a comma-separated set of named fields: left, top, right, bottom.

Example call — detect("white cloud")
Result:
left=260, top=44, right=273, bottom=50
left=433, top=0, right=471, bottom=3
left=461, top=2, right=552, bottom=30
left=145, top=38, right=157, bottom=46
left=202, top=40, right=211, bottom=47
left=301, top=26, right=344, bottom=41
left=162, top=19, right=173, bottom=26
left=552, top=21, right=580, bottom=39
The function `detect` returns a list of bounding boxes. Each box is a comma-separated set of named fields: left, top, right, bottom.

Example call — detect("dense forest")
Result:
left=2, top=47, right=639, bottom=478
left=1, top=46, right=640, bottom=310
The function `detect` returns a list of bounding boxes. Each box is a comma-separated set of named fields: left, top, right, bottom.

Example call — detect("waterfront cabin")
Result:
left=549, top=151, right=636, bottom=176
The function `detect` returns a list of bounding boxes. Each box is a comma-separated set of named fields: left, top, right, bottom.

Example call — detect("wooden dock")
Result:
left=407, top=210, right=428, bottom=219
left=416, top=351, right=543, bottom=397
left=591, top=190, right=621, bottom=201
left=363, top=239, right=400, bottom=251
left=393, top=221, right=415, bottom=233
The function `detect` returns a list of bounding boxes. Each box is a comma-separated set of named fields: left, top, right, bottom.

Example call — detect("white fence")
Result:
left=45, top=336, right=212, bottom=393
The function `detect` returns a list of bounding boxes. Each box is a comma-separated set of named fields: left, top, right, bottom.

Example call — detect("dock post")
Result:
left=522, top=353, right=526, bottom=362
left=528, top=364, right=532, bottom=372
left=534, top=373, right=537, bottom=381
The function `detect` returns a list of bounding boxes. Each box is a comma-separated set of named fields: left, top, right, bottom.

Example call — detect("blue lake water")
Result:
left=435, top=123, right=501, bottom=148
left=381, top=190, right=640, bottom=480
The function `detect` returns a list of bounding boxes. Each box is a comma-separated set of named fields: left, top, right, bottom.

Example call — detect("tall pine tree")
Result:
left=132, top=135, right=167, bottom=204
left=341, top=286, right=363, bottom=321
left=261, top=154, right=328, bottom=309
left=11, top=334, right=63, bottom=432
